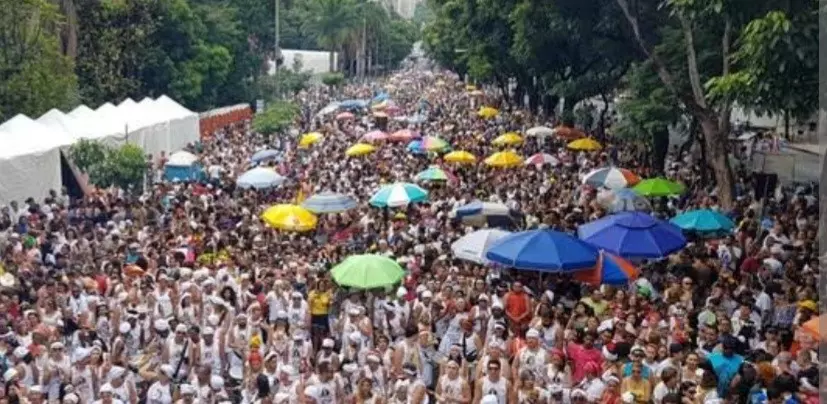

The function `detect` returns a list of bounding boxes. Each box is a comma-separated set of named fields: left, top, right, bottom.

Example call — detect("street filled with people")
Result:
left=0, top=67, right=821, bottom=404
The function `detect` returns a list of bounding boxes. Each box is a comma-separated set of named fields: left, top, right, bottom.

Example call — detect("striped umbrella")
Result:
left=415, top=166, right=456, bottom=182
left=389, top=129, right=420, bottom=142
left=362, top=130, right=388, bottom=142
left=583, top=167, right=641, bottom=189
left=301, top=192, right=358, bottom=213
left=524, top=153, right=560, bottom=166
left=421, top=136, right=450, bottom=152
left=369, top=183, right=429, bottom=208
left=574, top=251, right=641, bottom=286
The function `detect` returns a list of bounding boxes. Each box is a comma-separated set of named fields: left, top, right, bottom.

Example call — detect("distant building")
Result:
left=382, top=0, right=422, bottom=19
left=268, top=49, right=338, bottom=76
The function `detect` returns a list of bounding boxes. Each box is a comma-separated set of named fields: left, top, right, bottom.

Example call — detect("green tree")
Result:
left=321, top=72, right=346, bottom=87
left=68, top=139, right=108, bottom=172
left=253, top=101, right=299, bottom=135
left=706, top=8, right=818, bottom=137
left=0, top=0, right=77, bottom=121
left=70, top=141, right=147, bottom=191
left=615, top=61, right=682, bottom=172
left=300, top=0, right=360, bottom=72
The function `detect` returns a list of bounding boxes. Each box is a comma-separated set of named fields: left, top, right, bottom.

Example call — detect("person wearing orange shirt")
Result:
left=503, top=282, right=532, bottom=335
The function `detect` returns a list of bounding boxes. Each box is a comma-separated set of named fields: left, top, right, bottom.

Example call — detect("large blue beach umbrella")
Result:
left=339, top=99, right=368, bottom=109
left=670, top=209, right=735, bottom=235
left=577, top=212, right=686, bottom=259
left=251, top=149, right=281, bottom=163
left=485, top=229, right=599, bottom=272
left=236, top=167, right=286, bottom=189
left=301, top=192, right=358, bottom=214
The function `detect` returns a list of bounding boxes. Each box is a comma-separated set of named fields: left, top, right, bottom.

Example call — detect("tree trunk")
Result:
left=614, top=0, right=735, bottom=208
left=329, top=49, right=336, bottom=72
left=699, top=115, right=734, bottom=202
left=651, top=126, right=669, bottom=174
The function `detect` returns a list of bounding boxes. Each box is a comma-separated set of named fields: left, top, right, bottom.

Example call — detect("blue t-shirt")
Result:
left=622, top=361, right=652, bottom=378
left=709, top=352, right=744, bottom=396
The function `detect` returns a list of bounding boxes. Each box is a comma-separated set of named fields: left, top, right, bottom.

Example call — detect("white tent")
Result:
left=0, top=95, right=199, bottom=204
left=0, top=115, right=63, bottom=204
left=37, top=109, right=90, bottom=144
left=85, top=102, right=127, bottom=147
left=118, top=98, right=171, bottom=157
left=155, top=95, right=199, bottom=150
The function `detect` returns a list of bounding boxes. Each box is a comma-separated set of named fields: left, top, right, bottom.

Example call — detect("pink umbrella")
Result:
left=389, top=129, right=421, bottom=142
left=524, top=153, right=560, bottom=166
left=336, top=112, right=355, bottom=120
left=362, top=130, right=388, bottom=142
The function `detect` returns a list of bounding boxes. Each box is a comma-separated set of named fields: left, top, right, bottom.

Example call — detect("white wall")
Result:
left=268, top=49, right=338, bottom=75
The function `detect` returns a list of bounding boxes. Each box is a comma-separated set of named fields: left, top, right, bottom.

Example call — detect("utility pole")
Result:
left=274, top=0, right=281, bottom=99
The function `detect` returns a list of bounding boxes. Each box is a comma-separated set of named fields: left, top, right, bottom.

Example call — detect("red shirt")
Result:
left=567, top=341, right=604, bottom=383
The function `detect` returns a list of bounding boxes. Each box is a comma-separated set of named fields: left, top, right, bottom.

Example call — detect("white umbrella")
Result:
left=451, top=229, right=512, bottom=264
left=526, top=126, right=554, bottom=137
left=236, top=167, right=286, bottom=189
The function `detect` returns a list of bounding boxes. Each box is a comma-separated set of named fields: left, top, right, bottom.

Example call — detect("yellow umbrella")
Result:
left=261, top=204, right=318, bottom=232
left=298, top=132, right=323, bottom=148
left=346, top=143, right=377, bottom=157
left=444, top=150, right=478, bottom=164
left=567, top=138, right=603, bottom=151
left=465, top=84, right=477, bottom=91
left=477, top=106, right=499, bottom=119
left=484, top=150, right=523, bottom=168
left=492, top=132, right=523, bottom=147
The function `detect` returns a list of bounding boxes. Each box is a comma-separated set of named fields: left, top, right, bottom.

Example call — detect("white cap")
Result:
left=421, top=290, right=433, bottom=299
left=109, top=366, right=126, bottom=380
left=100, top=383, right=114, bottom=394
left=175, top=324, right=188, bottom=333
left=526, top=328, right=540, bottom=339
left=210, top=375, right=225, bottom=389
left=154, top=319, right=169, bottom=331
left=119, top=322, right=131, bottom=334
left=321, top=338, right=334, bottom=348
left=3, top=368, right=17, bottom=382
left=203, top=326, right=215, bottom=335
left=160, top=364, right=175, bottom=378
left=63, top=393, right=79, bottom=403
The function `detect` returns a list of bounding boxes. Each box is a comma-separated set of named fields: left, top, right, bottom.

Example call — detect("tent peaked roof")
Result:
left=37, top=109, right=87, bottom=141
left=155, top=95, right=195, bottom=118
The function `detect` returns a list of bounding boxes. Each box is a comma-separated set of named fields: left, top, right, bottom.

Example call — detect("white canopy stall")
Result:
left=0, top=115, right=63, bottom=204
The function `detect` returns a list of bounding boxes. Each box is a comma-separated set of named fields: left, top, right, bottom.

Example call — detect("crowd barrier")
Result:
left=199, top=104, right=252, bottom=139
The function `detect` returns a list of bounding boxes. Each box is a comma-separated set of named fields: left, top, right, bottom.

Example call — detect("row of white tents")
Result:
left=0, top=96, right=200, bottom=204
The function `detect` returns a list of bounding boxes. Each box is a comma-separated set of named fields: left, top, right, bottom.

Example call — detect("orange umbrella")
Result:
left=801, top=315, right=823, bottom=340
left=554, top=126, right=585, bottom=140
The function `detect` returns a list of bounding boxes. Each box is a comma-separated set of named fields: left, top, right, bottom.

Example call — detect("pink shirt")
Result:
left=567, top=341, right=604, bottom=383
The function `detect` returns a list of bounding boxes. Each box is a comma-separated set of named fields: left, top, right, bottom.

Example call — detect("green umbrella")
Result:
left=633, top=178, right=686, bottom=197
left=330, top=254, right=405, bottom=289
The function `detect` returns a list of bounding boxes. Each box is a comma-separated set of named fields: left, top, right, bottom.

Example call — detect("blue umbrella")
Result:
left=301, top=192, right=357, bottom=214
left=372, top=93, right=390, bottom=103
left=236, top=167, right=286, bottom=189
left=577, top=212, right=686, bottom=259
left=339, top=99, right=368, bottom=109
left=453, top=200, right=516, bottom=227
left=251, top=149, right=281, bottom=163
left=670, top=209, right=735, bottom=235
left=407, top=140, right=426, bottom=154
left=485, top=229, right=599, bottom=272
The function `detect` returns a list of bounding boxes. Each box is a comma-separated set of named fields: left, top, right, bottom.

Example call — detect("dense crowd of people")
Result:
left=0, top=66, right=821, bottom=404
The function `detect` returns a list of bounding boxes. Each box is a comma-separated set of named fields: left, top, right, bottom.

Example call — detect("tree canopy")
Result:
left=421, top=0, right=818, bottom=207
left=0, top=0, right=418, bottom=121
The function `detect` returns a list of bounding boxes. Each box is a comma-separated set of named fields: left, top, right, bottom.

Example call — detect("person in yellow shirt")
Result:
left=580, top=288, right=609, bottom=317
left=309, top=278, right=333, bottom=349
